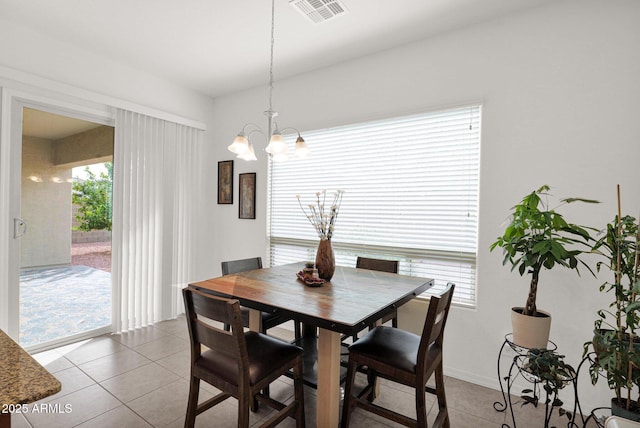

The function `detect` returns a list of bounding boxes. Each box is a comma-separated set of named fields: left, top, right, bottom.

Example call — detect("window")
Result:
left=268, top=105, right=481, bottom=307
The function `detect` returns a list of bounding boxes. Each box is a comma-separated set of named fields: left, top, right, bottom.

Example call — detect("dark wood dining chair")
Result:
left=341, top=282, right=455, bottom=428
left=221, top=257, right=301, bottom=340
left=182, top=286, right=305, bottom=428
left=356, top=257, right=400, bottom=328
left=356, top=256, right=400, bottom=275
left=342, top=257, right=400, bottom=345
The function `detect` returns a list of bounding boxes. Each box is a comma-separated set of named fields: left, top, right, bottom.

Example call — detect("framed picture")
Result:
left=217, top=160, right=233, bottom=204
left=238, top=173, right=256, bottom=219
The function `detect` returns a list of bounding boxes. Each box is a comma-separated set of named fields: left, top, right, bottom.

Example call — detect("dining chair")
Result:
left=342, top=257, right=400, bottom=346
left=356, top=256, right=400, bottom=328
left=182, top=286, right=305, bottom=428
left=356, top=256, right=399, bottom=275
left=341, top=282, right=455, bottom=428
left=221, top=257, right=301, bottom=340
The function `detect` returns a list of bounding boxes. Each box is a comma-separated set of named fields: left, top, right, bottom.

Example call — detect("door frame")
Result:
left=0, top=87, right=114, bottom=345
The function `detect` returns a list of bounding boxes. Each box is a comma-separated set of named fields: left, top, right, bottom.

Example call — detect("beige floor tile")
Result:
left=32, top=349, right=74, bottom=373
left=447, top=407, right=500, bottom=427
left=155, top=349, right=191, bottom=379
left=100, top=362, right=180, bottom=403
left=9, top=413, right=31, bottom=428
left=127, top=378, right=214, bottom=427
left=55, top=336, right=128, bottom=366
left=132, top=335, right=189, bottom=361
left=41, top=365, right=96, bottom=399
left=110, top=326, right=170, bottom=348
left=444, top=376, right=508, bottom=424
left=78, top=348, right=152, bottom=382
left=168, top=327, right=191, bottom=341
left=74, top=405, right=153, bottom=427
left=162, top=400, right=245, bottom=428
left=153, top=316, right=188, bottom=336
left=23, top=384, right=120, bottom=428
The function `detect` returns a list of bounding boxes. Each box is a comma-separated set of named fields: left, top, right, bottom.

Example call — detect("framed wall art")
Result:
left=238, top=172, right=256, bottom=219
left=217, top=160, right=233, bottom=204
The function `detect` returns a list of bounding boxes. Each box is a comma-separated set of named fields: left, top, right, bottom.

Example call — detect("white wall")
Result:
left=0, top=18, right=213, bottom=124
left=203, top=0, right=640, bottom=410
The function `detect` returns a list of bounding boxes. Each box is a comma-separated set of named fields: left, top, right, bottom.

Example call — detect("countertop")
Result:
left=0, top=329, right=61, bottom=406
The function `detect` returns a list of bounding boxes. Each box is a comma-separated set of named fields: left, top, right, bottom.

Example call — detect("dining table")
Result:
left=189, top=262, right=433, bottom=428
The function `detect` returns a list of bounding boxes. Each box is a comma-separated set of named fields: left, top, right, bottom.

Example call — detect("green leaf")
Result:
left=625, top=302, right=640, bottom=314
left=563, top=197, right=600, bottom=204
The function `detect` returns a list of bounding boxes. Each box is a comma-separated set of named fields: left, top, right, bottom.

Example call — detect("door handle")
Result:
left=14, top=218, right=26, bottom=238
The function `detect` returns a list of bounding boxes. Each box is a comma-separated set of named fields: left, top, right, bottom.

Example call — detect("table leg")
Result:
left=317, top=328, right=341, bottom=428
left=371, top=319, right=382, bottom=398
left=248, top=308, right=261, bottom=332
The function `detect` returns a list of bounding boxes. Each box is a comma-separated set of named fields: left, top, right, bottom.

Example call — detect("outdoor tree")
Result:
left=72, top=162, right=113, bottom=231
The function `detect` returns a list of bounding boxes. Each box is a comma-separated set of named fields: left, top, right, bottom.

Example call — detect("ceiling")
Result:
left=22, top=108, right=104, bottom=139
left=2, top=0, right=555, bottom=99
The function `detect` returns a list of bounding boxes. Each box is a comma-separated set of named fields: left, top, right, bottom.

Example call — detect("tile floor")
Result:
left=11, top=316, right=605, bottom=428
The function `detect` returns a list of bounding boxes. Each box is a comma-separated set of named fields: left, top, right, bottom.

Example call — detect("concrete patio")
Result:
left=19, top=243, right=112, bottom=348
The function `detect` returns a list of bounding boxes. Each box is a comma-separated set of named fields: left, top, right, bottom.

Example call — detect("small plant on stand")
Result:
left=521, top=348, right=575, bottom=427
left=490, top=185, right=598, bottom=348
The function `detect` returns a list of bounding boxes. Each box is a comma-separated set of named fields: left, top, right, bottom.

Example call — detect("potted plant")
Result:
left=490, top=185, right=598, bottom=348
left=584, top=187, right=640, bottom=421
left=521, top=348, right=575, bottom=427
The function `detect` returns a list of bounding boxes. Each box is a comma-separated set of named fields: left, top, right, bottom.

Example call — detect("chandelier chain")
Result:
left=228, top=0, right=309, bottom=161
left=268, top=0, right=276, bottom=113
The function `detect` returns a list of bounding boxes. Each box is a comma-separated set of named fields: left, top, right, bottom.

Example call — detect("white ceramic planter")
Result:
left=511, top=307, right=552, bottom=349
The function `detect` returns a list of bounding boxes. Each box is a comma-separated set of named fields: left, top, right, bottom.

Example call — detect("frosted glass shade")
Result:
left=265, top=132, right=287, bottom=155
left=228, top=134, right=250, bottom=155
left=237, top=144, right=257, bottom=161
left=294, top=136, right=310, bottom=158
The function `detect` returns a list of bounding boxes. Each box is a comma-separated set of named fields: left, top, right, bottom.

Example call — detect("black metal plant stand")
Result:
left=494, top=334, right=582, bottom=428
left=572, top=352, right=610, bottom=428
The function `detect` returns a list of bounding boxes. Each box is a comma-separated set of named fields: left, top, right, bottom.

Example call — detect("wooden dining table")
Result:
left=190, top=262, right=433, bottom=428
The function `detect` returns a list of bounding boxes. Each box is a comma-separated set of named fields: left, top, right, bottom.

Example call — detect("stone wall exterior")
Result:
left=71, top=230, right=111, bottom=243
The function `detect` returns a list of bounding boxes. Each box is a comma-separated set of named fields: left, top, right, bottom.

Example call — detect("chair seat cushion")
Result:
left=196, top=331, right=302, bottom=386
left=349, top=326, right=421, bottom=373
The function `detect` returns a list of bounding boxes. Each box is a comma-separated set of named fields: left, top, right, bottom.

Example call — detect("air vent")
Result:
left=289, top=0, right=347, bottom=24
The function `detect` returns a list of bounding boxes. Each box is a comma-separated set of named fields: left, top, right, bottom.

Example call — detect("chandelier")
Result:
left=227, top=0, right=310, bottom=162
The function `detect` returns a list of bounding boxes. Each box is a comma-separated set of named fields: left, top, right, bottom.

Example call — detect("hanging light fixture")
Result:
left=228, top=0, right=310, bottom=162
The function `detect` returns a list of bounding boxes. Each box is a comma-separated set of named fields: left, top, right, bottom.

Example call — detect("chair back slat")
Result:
left=418, top=283, right=455, bottom=359
left=193, top=320, right=237, bottom=356
left=221, top=257, right=263, bottom=275
left=183, top=287, right=247, bottom=361
left=355, top=257, right=399, bottom=274
left=190, top=288, right=235, bottom=323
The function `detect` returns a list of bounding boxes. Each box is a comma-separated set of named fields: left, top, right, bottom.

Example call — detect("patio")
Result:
left=19, top=242, right=112, bottom=347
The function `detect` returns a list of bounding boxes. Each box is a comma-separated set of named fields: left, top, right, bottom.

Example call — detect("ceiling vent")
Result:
left=289, top=0, right=347, bottom=24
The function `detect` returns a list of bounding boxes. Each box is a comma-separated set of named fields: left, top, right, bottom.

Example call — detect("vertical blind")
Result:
left=112, top=110, right=201, bottom=332
left=268, top=105, right=481, bottom=307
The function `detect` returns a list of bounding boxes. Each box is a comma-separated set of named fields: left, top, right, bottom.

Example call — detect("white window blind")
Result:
left=268, top=105, right=480, bottom=307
